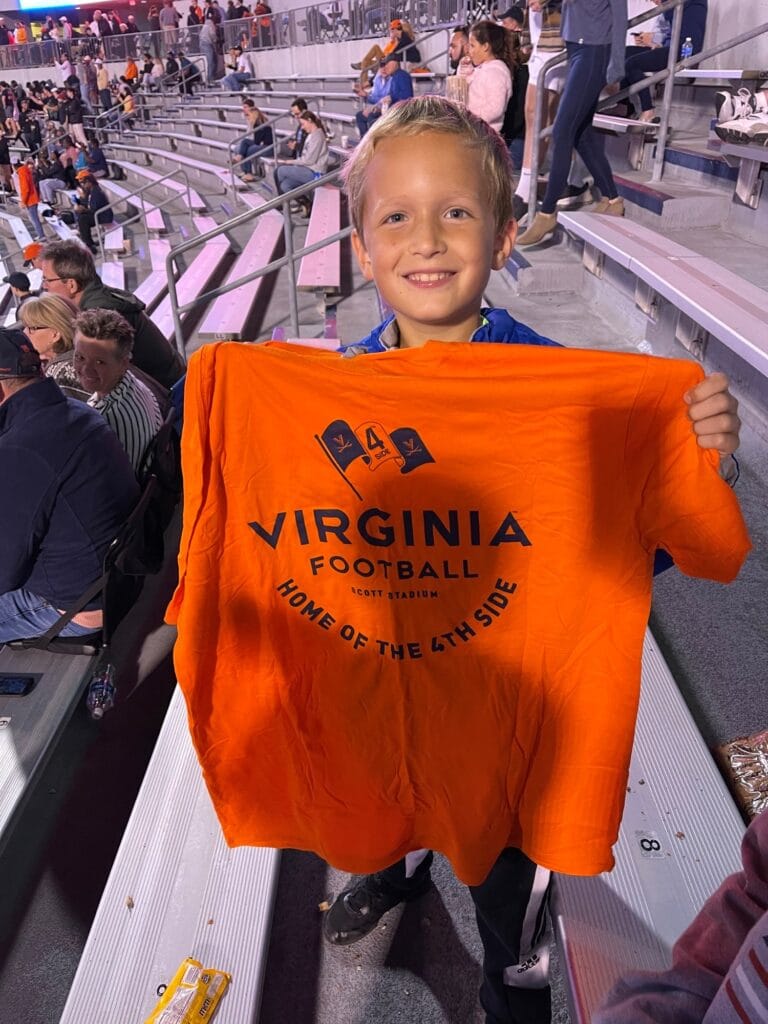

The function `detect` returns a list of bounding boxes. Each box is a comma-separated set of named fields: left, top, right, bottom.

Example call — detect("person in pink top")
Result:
left=457, top=20, right=516, bottom=133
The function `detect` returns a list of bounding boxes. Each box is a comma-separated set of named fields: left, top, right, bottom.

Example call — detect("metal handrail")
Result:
left=164, top=166, right=350, bottom=354
left=528, top=2, right=768, bottom=210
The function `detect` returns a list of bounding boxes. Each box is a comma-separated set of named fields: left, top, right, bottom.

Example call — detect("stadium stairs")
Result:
left=0, top=29, right=765, bottom=1024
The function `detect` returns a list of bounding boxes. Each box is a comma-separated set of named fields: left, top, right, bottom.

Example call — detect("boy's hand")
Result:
left=684, top=372, right=740, bottom=456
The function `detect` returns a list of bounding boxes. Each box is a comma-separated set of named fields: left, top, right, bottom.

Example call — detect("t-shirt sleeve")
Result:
left=629, top=359, right=750, bottom=583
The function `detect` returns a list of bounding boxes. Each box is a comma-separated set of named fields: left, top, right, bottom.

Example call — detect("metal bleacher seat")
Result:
left=197, top=208, right=283, bottom=341
left=152, top=236, right=232, bottom=343
left=558, top=211, right=768, bottom=383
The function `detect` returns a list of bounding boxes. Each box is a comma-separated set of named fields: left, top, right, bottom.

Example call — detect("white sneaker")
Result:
left=715, top=112, right=768, bottom=145
left=714, top=88, right=755, bottom=124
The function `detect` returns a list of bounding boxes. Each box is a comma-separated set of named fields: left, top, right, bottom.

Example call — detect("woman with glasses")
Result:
left=20, top=292, right=87, bottom=400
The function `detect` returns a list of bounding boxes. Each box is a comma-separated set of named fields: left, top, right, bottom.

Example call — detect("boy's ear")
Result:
left=351, top=229, right=375, bottom=282
left=492, top=218, right=518, bottom=271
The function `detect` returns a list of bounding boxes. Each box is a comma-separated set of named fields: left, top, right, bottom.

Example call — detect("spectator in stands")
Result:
left=38, top=152, right=77, bottom=205
left=456, top=20, right=515, bottom=134
left=355, top=53, right=413, bottom=139
left=0, top=130, right=12, bottom=192
left=518, top=0, right=627, bottom=245
left=233, top=98, right=273, bottom=180
left=5, top=271, right=35, bottom=309
left=278, top=97, right=307, bottom=158
left=221, top=45, right=250, bottom=91
left=96, top=58, right=112, bottom=115
left=14, top=22, right=27, bottom=46
left=63, top=86, right=88, bottom=148
left=165, top=51, right=180, bottom=88
left=0, top=20, right=11, bottom=48
left=594, top=808, right=768, bottom=1024
left=160, top=0, right=181, bottom=48
left=274, top=110, right=330, bottom=216
left=74, top=171, right=114, bottom=253
left=23, top=241, right=43, bottom=269
left=0, top=328, right=139, bottom=643
left=178, top=51, right=201, bottom=98
left=117, top=82, right=136, bottom=130
left=40, top=240, right=185, bottom=389
left=448, top=26, right=469, bottom=70
left=199, top=16, right=220, bottom=84
left=74, top=308, right=163, bottom=474
left=511, top=0, right=566, bottom=222
left=621, top=0, right=707, bottom=123
left=350, top=20, right=405, bottom=90
left=87, top=138, right=109, bottom=178
left=124, top=54, right=140, bottom=87
left=18, top=100, right=43, bottom=152
left=188, top=4, right=203, bottom=26
left=20, top=292, right=84, bottom=398
left=148, top=5, right=162, bottom=55
left=17, top=156, right=46, bottom=243
left=499, top=6, right=525, bottom=31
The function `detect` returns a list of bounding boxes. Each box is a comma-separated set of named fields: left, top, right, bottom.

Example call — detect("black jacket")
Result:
left=79, top=277, right=185, bottom=389
left=0, top=377, right=139, bottom=608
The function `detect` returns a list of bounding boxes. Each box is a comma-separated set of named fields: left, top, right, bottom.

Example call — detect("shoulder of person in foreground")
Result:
left=593, top=811, right=768, bottom=1024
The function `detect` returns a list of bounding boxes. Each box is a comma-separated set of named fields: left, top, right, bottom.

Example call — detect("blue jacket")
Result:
left=340, top=307, right=561, bottom=354
left=0, top=378, right=139, bottom=608
left=388, top=67, right=414, bottom=105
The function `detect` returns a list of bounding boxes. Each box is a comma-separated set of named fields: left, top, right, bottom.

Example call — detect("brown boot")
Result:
left=516, top=211, right=558, bottom=247
left=592, top=197, right=625, bottom=217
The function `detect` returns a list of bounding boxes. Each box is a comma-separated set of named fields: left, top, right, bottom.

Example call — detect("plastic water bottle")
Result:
left=86, top=663, right=117, bottom=720
left=680, top=37, right=693, bottom=61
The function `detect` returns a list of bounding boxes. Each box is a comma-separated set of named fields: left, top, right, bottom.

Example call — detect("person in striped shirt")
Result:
left=73, top=308, right=162, bottom=475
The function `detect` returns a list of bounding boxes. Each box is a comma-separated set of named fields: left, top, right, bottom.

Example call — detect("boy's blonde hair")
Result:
left=342, top=96, right=514, bottom=237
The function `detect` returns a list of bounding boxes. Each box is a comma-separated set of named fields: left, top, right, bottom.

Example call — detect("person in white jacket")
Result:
left=457, top=20, right=514, bottom=134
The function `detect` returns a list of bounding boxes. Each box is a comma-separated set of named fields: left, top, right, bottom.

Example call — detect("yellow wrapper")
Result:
left=144, top=957, right=231, bottom=1024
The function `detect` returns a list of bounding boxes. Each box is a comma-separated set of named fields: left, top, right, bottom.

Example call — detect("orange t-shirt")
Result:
left=167, top=342, right=750, bottom=885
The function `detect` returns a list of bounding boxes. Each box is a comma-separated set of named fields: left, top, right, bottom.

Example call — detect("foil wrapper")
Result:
left=715, top=730, right=768, bottom=819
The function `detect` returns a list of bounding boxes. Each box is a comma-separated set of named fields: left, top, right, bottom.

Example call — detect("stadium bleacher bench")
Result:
left=555, top=629, right=745, bottom=1020
left=98, top=261, right=126, bottom=291
left=107, top=159, right=206, bottom=213
left=558, top=211, right=768, bottom=380
left=0, top=210, right=33, bottom=249
left=152, top=238, right=231, bottom=344
left=0, top=646, right=95, bottom=859
left=57, top=685, right=280, bottom=1024
left=101, top=223, right=125, bottom=254
left=297, top=185, right=342, bottom=337
left=99, top=179, right=167, bottom=235
left=197, top=209, right=283, bottom=341
left=718, top=140, right=768, bottom=209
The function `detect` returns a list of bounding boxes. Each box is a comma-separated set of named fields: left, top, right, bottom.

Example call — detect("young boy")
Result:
left=320, top=96, right=741, bottom=1024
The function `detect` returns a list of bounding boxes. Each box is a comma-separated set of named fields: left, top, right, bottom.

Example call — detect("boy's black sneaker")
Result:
left=322, top=869, right=432, bottom=946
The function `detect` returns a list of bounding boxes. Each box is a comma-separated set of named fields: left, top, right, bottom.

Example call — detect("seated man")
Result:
left=355, top=53, right=413, bottom=139
left=0, top=328, right=138, bottom=643
left=74, top=171, right=114, bottom=254
left=74, top=308, right=163, bottom=474
left=40, top=240, right=185, bottom=390
left=220, top=45, right=251, bottom=91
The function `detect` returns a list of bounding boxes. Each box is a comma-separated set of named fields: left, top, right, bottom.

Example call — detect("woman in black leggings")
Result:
left=518, top=0, right=628, bottom=247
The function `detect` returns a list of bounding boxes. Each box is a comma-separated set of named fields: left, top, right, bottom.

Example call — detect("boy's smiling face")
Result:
left=352, top=131, right=516, bottom=349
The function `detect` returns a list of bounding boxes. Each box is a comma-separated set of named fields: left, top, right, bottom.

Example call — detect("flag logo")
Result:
left=316, top=418, right=435, bottom=498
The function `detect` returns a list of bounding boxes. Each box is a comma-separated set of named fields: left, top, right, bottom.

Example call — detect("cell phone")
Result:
left=0, top=674, right=39, bottom=696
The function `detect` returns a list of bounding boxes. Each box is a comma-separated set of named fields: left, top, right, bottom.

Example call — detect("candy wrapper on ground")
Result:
left=144, top=957, right=231, bottom=1024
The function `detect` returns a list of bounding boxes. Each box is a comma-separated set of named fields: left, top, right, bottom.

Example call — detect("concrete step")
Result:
left=615, top=172, right=731, bottom=230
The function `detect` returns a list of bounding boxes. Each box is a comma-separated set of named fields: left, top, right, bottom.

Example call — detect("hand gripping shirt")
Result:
left=167, top=341, right=750, bottom=885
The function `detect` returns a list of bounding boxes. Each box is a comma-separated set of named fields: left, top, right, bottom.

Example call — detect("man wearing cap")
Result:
left=0, top=329, right=138, bottom=642
left=221, top=45, right=250, bottom=91
left=4, top=272, right=35, bottom=309
left=74, top=172, right=113, bottom=253
left=40, top=240, right=185, bottom=390
left=355, top=52, right=413, bottom=138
